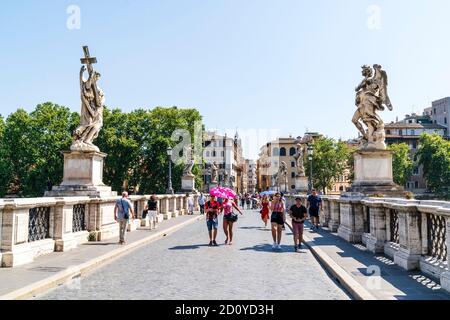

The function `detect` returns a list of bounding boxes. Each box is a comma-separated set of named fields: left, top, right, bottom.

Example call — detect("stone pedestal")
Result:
left=346, top=149, right=405, bottom=197
left=295, top=176, right=309, bottom=192
left=181, top=175, right=196, bottom=193
left=46, top=151, right=117, bottom=198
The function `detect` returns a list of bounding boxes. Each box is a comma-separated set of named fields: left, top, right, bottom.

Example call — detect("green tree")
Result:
left=387, top=143, right=413, bottom=186
left=305, top=137, right=352, bottom=194
left=417, top=133, right=450, bottom=199
left=0, top=115, right=12, bottom=196
left=1, top=103, right=78, bottom=197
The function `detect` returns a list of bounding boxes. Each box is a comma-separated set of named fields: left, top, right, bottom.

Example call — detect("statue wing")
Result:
left=374, top=66, right=393, bottom=111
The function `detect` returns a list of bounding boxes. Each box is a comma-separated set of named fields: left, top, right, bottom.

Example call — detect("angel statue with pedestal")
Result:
left=352, top=64, right=393, bottom=150
left=71, top=46, right=105, bottom=153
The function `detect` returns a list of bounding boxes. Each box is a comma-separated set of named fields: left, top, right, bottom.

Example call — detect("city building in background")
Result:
left=201, top=131, right=245, bottom=193
left=424, top=97, right=449, bottom=136
left=385, top=112, right=447, bottom=193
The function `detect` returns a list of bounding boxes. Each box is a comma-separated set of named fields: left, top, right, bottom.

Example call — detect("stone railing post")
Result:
left=363, top=201, right=388, bottom=253
left=53, top=199, right=76, bottom=252
left=440, top=209, right=450, bottom=294
left=95, top=197, right=119, bottom=241
left=337, top=198, right=364, bottom=243
left=320, top=197, right=331, bottom=228
left=393, top=203, right=422, bottom=271
left=328, top=198, right=340, bottom=232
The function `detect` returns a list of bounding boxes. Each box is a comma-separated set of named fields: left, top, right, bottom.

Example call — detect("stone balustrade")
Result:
left=286, top=195, right=450, bottom=293
left=0, top=194, right=196, bottom=268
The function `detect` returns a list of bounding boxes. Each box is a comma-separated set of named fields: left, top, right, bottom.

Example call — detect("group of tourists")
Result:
left=200, top=189, right=323, bottom=252
left=112, top=189, right=323, bottom=252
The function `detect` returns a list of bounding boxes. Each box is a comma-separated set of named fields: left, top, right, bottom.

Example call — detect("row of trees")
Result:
left=0, top=103, right=203, bottom=197
left=306, top=134, right=449, bottom=199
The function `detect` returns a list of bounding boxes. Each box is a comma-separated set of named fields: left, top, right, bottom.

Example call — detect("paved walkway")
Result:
left=36, top=211, right=350, bottom=300
left=0, top=214, right=201, bottom=299
left=302, top=224, right=450, bottom=300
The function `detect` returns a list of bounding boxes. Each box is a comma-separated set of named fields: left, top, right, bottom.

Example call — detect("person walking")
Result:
left=260, top=195, right=271, bottom=228
left=289, top=197, right=308, bottom=252
left=245, top=194, right=251, bottom=210
left=205, top=195, right=221, bottom=246
left=114, top=191, right=135, bottom=245
left=280, top=192, right=287, bottom=230
left=144, top=194, right=159, bottom=229
left=198, top=193, right=206, bottom=215
left=187, top=193, right=195, bottom=215
left=240, top=194, right=245, bottom=208
left=270, top=193, right=286, bottom=250
left=222, top=197, right=243, bottom=245
left=307, top=189, right=323, bottom=231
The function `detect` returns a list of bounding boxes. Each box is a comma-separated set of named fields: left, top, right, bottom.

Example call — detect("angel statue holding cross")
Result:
left=71, top=46, right=105, bottom=153
left=352, top=64, right=393, bottom=150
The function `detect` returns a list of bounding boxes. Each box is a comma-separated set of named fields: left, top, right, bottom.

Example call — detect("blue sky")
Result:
left=1, top=0, right=450, bottom=159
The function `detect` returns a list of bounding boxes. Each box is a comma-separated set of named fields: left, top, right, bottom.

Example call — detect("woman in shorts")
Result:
left=270, top=193, right=285, bottom=251
left=222, top=197, right=243, bottom=245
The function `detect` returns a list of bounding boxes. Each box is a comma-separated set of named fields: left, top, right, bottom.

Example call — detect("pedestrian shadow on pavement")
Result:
left=240, top=244, right=307, bottom=254
left=168, top=244, right=211, bottom=250
left=239, top=226, right=268, bottom=231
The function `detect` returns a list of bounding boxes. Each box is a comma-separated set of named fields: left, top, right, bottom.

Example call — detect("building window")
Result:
left=412, top=141, right=417, bottom=149
left=291, top=172, right=295, bottom=178
left=434, top=108, right=436, bottom=115
left=280, top=148, right=286, bottom=156
left=291, top=161, right=295, bottom=168
left=205, top=151, right=210, bottom=157
left=221, top=151, right=225, bottom=157
left=411, top=130, right=415, bottom=136
left=212, top=151, right=216, bottom=157
left=289, top=147, right=296, bottom=156
left=399, top=129, right=403, bottom=135
left=415, top=181, right=419, bottom=189
left=445, top=117, right=448, bottom=124
left=413, top=167, right=419, bottom=175
left=386, top=130, right=391, bottom=134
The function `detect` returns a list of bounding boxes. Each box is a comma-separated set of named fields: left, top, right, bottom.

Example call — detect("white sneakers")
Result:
left=272, top=243, right=282, bottom=250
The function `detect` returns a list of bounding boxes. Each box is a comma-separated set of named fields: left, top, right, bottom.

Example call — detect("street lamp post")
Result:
left=307, top=145, right=314, bottom=192
left=166, top=147, right=174, bottom=195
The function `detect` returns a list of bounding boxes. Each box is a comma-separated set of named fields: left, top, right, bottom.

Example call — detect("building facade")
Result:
left=246, top=159, right=257, bottom=194
left=424, top=97, right=449, bottom=136
left=385, top=113, right=447, bottom=193
left=201, top=131, right=245, bottom=193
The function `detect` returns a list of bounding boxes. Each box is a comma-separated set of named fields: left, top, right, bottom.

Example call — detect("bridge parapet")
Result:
left=0, top=194, right=192, bottom=268
left=286, top=194, right=450, bottom=294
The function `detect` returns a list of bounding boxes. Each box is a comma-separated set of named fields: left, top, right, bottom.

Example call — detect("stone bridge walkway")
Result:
left=35, top=210, right=350, bottom=300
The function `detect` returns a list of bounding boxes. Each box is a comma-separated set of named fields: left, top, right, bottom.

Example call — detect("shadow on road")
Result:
left=240, top=244, right=308, bottom=254
left=168, top=244, right=211, bottom=250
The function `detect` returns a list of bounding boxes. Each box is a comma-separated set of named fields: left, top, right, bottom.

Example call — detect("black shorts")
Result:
left=271, top=212, right=284, bottom=225
left=309, top=207, right=320, bottom=217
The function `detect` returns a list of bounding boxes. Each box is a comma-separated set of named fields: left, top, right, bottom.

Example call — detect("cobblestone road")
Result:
left=37, top=210, right=350, bottom=300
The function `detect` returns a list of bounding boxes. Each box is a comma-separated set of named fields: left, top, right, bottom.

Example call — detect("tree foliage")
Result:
left=305, top=137, right=353, bottom=194
left=417, top=133, right=450, bottom=199
left=387, top=143, right=413, bottom=187
left=0, top=104, right=203, bottom=197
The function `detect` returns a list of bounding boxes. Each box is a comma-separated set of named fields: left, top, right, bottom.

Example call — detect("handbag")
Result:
left=228, top=213, right=239, bottom=222
left=142, top=209, right=148, bottom=219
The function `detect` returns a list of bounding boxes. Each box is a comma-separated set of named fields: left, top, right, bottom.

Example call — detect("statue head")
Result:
left=361, top=65, right=373, bottom=78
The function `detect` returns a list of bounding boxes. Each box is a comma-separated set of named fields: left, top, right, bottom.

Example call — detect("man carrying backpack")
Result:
left=114, top=191, right=135, bottom=245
